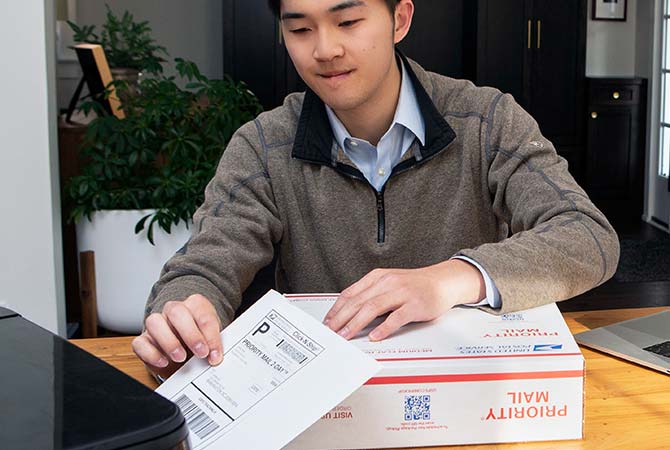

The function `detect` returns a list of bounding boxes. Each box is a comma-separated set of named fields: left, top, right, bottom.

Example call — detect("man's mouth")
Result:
left=319, top=69, right=354, bottom=79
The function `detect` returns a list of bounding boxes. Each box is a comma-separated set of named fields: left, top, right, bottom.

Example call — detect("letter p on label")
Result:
left=253, top=322, right=271, bottom=336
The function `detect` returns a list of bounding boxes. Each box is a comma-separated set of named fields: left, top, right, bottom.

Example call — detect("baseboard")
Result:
left=649, top=216, right=670, bottom=234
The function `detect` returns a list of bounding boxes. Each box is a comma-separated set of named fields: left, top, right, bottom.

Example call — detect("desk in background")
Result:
left=71, top=307, right=670, bottom=450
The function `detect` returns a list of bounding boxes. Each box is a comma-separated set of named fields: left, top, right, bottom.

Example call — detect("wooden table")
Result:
left=71, top=307, right=670, bottom=450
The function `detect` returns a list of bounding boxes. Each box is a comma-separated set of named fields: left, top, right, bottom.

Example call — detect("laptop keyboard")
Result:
left=643, top=341, right=670, bottom=358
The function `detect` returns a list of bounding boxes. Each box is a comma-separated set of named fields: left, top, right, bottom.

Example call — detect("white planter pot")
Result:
left=76, top=210, right=191, bottom=335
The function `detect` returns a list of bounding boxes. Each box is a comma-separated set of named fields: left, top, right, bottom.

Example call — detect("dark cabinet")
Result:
left=585, top=78, right=647, bottom=220
left=474, top=0, right=587, bottom=180
left=529, top=0, right=586, bottom=147
left=395, top=0, right=470, bottom=79
left=223, top=1, right=302, bottom=110
left=474, top=0, right=529, bottom=106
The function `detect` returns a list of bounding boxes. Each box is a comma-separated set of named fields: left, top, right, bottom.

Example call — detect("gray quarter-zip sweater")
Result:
left=145, top=54, right=619, bottom=327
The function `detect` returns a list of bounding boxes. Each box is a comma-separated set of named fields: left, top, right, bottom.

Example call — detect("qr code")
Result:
left=404, top=395, right=431, bottom=421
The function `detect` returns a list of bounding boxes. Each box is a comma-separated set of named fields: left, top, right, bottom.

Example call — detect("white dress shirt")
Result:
left=325, top=59, right=501, bottom=309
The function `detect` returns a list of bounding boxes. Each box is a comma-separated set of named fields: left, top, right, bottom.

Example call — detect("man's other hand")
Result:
left=323, top=259, right=486, bottom=341
left=132, top=294, right=224, bottom=379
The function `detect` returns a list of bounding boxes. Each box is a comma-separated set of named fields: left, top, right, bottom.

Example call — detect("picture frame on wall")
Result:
left=592, top=0, right=627, bottom=21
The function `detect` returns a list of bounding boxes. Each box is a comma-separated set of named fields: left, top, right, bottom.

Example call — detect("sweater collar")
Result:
left=324, top=56, right=426, bottom=151
left=291, top=50, right=456, bottom=166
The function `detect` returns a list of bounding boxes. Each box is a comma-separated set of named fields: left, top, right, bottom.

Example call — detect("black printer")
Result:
left=0, top=306, right=190, bottom=449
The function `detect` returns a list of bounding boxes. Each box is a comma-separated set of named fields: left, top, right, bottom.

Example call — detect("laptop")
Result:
left=0, top=306, right=190, bottom=449
left=574, top=310, right=670, bottom=375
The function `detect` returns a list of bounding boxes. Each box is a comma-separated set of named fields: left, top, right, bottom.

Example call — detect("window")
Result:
left=660, top=0, right=670, bottom=177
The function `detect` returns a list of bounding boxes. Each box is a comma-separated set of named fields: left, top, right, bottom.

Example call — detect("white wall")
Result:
left=636, top=0, right=654, bottom=78
left=56, top=0, right=223, bottom=110
left=586, top=0, right=639, bottom=77
left=77, top=0, right=223, bottom=78
left=0, top=0, right=66, bottom=335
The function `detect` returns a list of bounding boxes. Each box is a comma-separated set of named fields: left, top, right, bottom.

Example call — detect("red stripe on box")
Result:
left=376, top=353, right=583, bottom=362
left=364, top=370, right=584, bottom=385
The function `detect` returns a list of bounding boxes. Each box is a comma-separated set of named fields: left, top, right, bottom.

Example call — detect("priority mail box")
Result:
left=284, top=294, right=584, bottom=450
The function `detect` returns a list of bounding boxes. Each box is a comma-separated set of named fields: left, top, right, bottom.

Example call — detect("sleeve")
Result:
left=143, top=120, right=283, bottom=328
left=451, top=256, right=501, bottom=309
left=456, top=93, right=620, bottom=314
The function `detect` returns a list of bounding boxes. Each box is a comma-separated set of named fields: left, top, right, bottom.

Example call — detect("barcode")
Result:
left=277, top=339, right=307, bottom=364
left=175, top=394, right=220, bottom=440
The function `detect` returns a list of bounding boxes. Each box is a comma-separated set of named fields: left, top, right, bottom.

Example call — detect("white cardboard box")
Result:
left=284, top=294, right=584, bottom=450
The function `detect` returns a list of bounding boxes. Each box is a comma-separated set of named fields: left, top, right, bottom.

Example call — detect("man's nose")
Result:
left=312, top=30, right=344, bottom=61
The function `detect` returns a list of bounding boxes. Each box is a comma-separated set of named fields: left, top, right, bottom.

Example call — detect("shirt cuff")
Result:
left=451, top=256, right=501, bottom=309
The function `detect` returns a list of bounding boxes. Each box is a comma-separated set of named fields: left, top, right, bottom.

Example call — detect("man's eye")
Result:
left=339, top=19, right=362, bottom=27
left=289, top=28, right=310, bottom=34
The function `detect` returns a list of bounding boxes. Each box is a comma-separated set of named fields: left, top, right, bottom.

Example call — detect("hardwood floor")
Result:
left=559, top=280, right=670, bottom=311
left=559, top=219, right=670, bottom=312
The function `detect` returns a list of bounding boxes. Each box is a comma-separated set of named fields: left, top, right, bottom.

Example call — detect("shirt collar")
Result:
left=324, top=57, right=426, bottom=150
left=290, top=50, right=456, bottom=167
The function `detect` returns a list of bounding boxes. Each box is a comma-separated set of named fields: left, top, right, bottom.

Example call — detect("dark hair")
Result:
left=267, top=0, right=401, bottom=18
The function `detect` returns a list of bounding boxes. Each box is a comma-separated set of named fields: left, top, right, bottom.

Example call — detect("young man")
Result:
left=132, top=0, right=619, bottom=378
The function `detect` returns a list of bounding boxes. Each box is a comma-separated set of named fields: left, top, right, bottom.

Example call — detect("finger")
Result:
left=325, top=269, right=389, bottom=323
left=145, top=312, right=188, bottom=363
left=142, top=333, right=183, bottom=380
left=323, top=295, right=351, bottom=326
left=185, top=295, right=224, bottom=365
left=338, top=293, right=403, bottom=340
left=368, top=306, right=413, bottom=341
left=326, top=296, right=365, bottom=333
left=132, top=333, right=169, bottom=368
left=163, top=301, right=210, bottom=360
left=327, top=273, right=398, bottom=332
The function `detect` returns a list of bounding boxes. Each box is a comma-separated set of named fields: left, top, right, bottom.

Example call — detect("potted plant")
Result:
left=68, top=59, right=262, bottom=334
left=67, top=4, right=167, bottom=90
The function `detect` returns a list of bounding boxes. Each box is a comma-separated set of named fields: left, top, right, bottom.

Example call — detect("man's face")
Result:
left=280, top=0, right=400, bottom=113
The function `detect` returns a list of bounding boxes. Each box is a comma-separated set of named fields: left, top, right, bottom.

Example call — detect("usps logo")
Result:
left=501, top=313, right=524, bottom=321
left=533, top=344, right=563, bottom=351
left=404, top=395, right=431, bottom=421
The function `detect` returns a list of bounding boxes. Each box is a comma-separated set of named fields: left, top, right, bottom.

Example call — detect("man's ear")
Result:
left=393, top=0, right=414, bottom=45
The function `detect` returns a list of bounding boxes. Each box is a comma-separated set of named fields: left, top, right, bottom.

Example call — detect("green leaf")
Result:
left=147, top=215, right=158, bottom=245
left=134, top=214, right=151, bottom=234
left=78, top=181, right=88, bottom=197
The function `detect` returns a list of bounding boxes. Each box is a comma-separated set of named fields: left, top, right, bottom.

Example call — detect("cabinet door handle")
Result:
left=613, top=91, right=620, bottom=100
left=591, top=112, right=598, bottom=119
left=528, top=20, right=532, bottom=49
left=537, top=20, right=541, bottom=49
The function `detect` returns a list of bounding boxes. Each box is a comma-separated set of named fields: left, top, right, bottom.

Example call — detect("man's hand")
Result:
left=323, top=259, right=486, bottom=341
left=132, top=294, right=224, bottom=379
